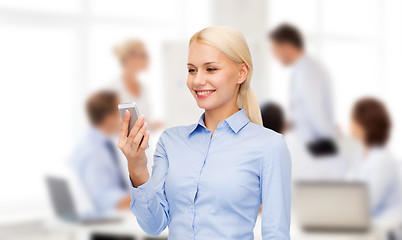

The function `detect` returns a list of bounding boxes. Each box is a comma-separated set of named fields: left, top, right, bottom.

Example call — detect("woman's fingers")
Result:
left=132, top=121, right=147, bottom=149
left=118, top=110, right=130, bottom=145
left=127, top=115, right=145, bottom=141
left=139, top=130, right=150, bottom=151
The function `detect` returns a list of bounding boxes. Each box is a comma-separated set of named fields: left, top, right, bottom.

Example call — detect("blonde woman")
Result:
left=111, top=39, right=162, bottom=130
left=118, top=27, right=292, bottom=239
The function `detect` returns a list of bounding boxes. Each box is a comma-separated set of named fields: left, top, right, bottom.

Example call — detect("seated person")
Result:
left=260, top=101, right=286, bottom=134
left=70, top=90, right=131, bottom=212
left=350, top=97, right=402, bottom=221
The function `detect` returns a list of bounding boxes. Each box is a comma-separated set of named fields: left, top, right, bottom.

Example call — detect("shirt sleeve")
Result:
left=129, top=131, right=170, bottom=236
left=261, top=135, right=292, bottom=240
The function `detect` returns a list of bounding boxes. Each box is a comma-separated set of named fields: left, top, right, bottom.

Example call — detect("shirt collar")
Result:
left=365, top=145, right=387, bottom=158
left=292, top=52, right=307, bottom=69
left=88, top=126, right=110, bottom=144
left=188, top=108, right=250, bottom=136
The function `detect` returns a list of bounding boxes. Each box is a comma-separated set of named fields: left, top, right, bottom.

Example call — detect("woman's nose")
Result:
left=193, top=72, right=207, bottom=86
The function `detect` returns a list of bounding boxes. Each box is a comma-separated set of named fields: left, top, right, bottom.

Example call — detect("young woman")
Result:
left=112, top=39, right=150, bottom=111
left=350, top=97, right=402, bottom=221
left=118, top=26, right=292, bottom=239
left=111, top=39, right=163, bottom=131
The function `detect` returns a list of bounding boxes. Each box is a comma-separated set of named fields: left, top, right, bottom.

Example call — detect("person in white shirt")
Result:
left=109, top=39, right=163, bottom=131
left=350, top=97, right=402, bottom=222
left=109, top=39, right=164, bottom=174
left=268, top=23, right=337, bottom=157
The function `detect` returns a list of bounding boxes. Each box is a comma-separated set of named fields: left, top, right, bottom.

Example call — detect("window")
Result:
left=0, top=0, right=211, bottom=220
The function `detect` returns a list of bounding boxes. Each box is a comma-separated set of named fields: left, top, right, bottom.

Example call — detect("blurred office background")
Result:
left=1, top=0, right=402, bottom=239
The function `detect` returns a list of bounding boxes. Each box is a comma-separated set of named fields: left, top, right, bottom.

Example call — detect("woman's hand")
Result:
left=118, top=110, right=150, bottom=187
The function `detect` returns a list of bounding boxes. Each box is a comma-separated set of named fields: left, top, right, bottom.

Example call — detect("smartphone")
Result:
left=118, top=102, right=148, bottom=149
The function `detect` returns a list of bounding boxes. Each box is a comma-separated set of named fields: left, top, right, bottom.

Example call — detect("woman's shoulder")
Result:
left=245, top=123, right=291, bottom=172
left=241, top=122, right=289, bottom=158
left=246, top=122, right=286, bottom=143
left=367, top=147, right=399, bottom=171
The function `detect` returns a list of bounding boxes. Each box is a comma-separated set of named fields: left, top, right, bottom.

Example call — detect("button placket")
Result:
left=190, top=130, right=213, bottom=235
left=137, top=189, right=145, bottom=199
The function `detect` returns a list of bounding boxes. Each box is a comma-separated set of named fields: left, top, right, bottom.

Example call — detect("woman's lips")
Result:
left=195, top=90, right=216, bottom=98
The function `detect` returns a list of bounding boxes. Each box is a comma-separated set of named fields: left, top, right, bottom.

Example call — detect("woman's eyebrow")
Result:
left=203, top=62, right=218, bottom=66
left=187, top=62, right=218, bottom=67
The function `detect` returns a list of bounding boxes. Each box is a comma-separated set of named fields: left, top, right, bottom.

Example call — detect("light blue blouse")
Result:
left=129, top=108, right=292, bottom=239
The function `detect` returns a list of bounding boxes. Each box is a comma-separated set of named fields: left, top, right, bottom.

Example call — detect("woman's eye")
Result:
left=188, top=68, right=196, bottom=73
left=207, top=68, right=217, bottom=72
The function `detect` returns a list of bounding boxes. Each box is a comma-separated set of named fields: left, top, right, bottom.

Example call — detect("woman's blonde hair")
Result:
left=113, top=39, right=145, bottom=64
left=189, top=26, right=263, bottom=126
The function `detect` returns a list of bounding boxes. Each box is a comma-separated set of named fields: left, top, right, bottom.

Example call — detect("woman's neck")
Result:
left=204, top=103, right=240, bottom=135
left=122, top=71, right=141, bottom=98
left=122, top=71, right=138, bottom=84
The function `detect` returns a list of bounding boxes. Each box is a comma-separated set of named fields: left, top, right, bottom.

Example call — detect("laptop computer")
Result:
left=294, top=181, right=371, bottom=232
left=46, top=176, right=121, bottom=224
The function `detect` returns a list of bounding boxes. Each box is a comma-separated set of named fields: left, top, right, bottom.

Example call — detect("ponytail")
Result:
left=238, top=79, right=263, bottom=126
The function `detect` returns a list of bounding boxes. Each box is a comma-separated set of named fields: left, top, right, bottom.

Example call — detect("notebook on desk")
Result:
left=294, top=181, right=371, bottom=232
left=46, top=176, right=121, bottom=224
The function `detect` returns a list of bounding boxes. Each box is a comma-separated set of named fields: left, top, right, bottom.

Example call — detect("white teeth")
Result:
left=196, top=90, right=214, bottom=96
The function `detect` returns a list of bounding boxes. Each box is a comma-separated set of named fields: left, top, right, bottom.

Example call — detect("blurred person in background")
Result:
left=350, top=97, right=402, bottom=222
left=110, top=39, right=163, bottom=131
left=268, top=23, right=337, bottom=157
left=70, top=91, right=131, bottom=212
left=260, top=101, right=286, bottom=134
left=117, top=26, right=292, bottom=239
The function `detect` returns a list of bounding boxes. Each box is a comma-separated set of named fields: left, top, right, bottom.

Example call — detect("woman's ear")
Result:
left=237, top=63, right=249, bottom=84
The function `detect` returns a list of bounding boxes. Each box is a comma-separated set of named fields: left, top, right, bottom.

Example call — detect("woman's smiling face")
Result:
left=187, top=41, right=247, bottom=111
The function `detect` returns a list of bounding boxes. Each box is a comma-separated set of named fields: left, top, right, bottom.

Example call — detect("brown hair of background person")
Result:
left=268, top=23, right=304, bottom=50
left=352, top=97, right=392, bottom=146
left=86, top=90, right=119, bottom=126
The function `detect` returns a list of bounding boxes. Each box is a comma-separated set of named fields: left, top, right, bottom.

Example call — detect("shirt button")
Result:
left=193, top=177, right=196, bottom=182
left=190, top=205, right=194, bottom=209
left=141, top=196, right=145, bottom=199
left=188, top=234, right=192, bottom=238
left=215, top=133, right=219, bottom=137
left=139, top=190, right=142, bottom=193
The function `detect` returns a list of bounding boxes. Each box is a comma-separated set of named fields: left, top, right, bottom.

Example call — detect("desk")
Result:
left=253, top=213, right=383, bottom=240
left=44, top=210, right=168, bottom=240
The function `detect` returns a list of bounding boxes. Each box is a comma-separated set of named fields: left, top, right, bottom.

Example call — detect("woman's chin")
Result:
left=196, top=101, right=216, bottom=111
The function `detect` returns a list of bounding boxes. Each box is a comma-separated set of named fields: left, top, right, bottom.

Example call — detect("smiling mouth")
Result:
left=195, top=89, right=216, bottom=98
